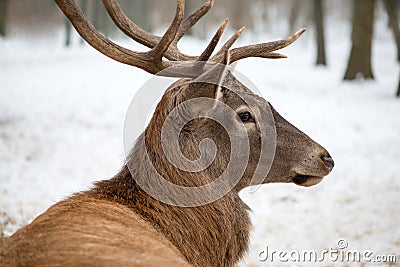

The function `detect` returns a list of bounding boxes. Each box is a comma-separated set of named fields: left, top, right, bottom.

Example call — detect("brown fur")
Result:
left=0, top=195, right=189, bottom=267
left=0, top=72, right=332, bottom=266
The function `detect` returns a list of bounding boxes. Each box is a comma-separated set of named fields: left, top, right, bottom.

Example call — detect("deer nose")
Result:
left=321, top=156, right=334, bottom=172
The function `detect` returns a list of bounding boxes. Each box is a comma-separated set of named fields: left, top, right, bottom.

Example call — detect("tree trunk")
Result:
left=397, top=72, right=400, bottom=96
left=93, top=0, right=100, bottom=31
left=383, top=0, right=400, bottom=61
left=314, top=0, right=327, bottom=65
left=127, top=0, right=152, bottom=32
left=396, top=0, right=400, bottom=15
left=0, top=0, right=10, bottom=37
left=184, top=0, right=194, bottom=36
left=142, top=0, right=153, bottom=33
left=344, top=0, right=376, bottom=80
left=64, top=18, right=72, bottom=47
left=100, top=4, right=109, bottom=37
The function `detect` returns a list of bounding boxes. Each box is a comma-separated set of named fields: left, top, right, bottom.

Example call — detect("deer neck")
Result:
left=88, top=129, right=251, bottom=267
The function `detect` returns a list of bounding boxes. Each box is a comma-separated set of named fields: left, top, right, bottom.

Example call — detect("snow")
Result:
left=1, top=22, right=399, bottom=266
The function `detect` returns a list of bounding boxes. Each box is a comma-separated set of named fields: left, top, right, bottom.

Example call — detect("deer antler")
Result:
left=102, top=0, right=214, bottom=61
left=55, top=0, right=305, bottom=78
left=214, top=28, right=307, bottom=63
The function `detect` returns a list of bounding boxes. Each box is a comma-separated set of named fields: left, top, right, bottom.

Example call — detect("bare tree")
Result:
left=382, top=0, right=400, bottom=97
left=64, top=18, right=72, bottom=46
left=101, top=3, right=110, bottom=37
left=0, top=0, right=9, bottom=37
left=92, top=0, right=101, bottom=31
left=313, top=0, right=327, bottom=65
left=344, top=0, right=376, bottom=80
left=383, top=0, right=400, bottom=61
left=397, top=73, right=400, bottom=96
left=183, top=0, right=197, bottom=36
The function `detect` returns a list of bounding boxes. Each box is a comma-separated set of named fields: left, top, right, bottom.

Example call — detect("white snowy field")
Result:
left=1, top=22, right=400, bottom=266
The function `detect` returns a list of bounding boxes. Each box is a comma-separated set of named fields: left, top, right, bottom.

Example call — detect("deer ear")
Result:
left=179, top=52, right=230, bottom=115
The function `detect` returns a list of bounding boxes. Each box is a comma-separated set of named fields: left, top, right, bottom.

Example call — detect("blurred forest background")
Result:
left=1, top=2, right=400, bottom=265
left=1, top=0, right=400, bottom=97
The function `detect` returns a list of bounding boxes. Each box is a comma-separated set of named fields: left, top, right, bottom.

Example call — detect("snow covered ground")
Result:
left=1, top=21, right=399, bottom=266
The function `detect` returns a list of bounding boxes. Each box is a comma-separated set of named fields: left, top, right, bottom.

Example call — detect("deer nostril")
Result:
left=321, top=156, right=334, bottom=172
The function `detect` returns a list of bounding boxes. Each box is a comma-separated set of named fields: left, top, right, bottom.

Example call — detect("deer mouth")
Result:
left=292, top=175, right=323, bottom=187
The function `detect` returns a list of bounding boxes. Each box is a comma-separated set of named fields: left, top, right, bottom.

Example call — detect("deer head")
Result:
left=56, top=0, right=334, bottom=207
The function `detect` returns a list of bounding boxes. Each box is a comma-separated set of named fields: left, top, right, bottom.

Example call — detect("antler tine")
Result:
left=102, top=0, right=225, bottom=63
left=212, top=27, right=245, bottom=61
left=55, top=0, right=192, bottom=76
left=103, top=0, right=195, bottom=61
left=174, top=0, right=214, bottom=44
left=102, top=0, right=159, bottom=50
left=262, top=52, right=288, bottom=59
left=149, top=0, right=185, bottom=61
left=103, top=0, right=215, bottom=62
left=223, top=28, right=306, bottom=64
left=55, top=0, right=153, bottom=69
left=103, top=0, right=185, bottom=63
left=197, top=19, right=228, bottom=62
left=57, top=0, right=305, bottom=78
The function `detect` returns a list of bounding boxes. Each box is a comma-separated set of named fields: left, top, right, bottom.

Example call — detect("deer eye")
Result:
left=238, top=112, right=254, bottom=123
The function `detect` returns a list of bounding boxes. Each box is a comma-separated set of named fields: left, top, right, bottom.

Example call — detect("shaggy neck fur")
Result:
left=86, top=94, right=252, bottom=266
left=87, top=147, right=250, bottom=266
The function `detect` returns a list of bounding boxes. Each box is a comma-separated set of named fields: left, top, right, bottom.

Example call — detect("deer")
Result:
left=0, top=0, right=335, bottom=266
